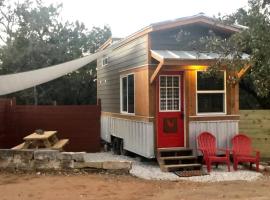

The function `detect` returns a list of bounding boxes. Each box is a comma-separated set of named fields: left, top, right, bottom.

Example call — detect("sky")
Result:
left=44, top=0, right=249, bottom=38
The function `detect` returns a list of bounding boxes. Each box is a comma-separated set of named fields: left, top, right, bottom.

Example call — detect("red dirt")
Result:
left=0, top=172, right=269, bottom=200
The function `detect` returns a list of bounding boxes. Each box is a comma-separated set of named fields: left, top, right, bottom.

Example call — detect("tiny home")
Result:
left=97, top=14, right=245, bottom=170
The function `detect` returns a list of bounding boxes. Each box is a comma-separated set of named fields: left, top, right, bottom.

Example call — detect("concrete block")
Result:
left=34, top=150, right=60, bottom=160
left=0, top=149, right=14, bottom=159
left=13, top=149, right=34, bottom=160
left=34, top=159, right=61, bottom=170
left=0, top=157, right=14, bottom=169
left=58, top=152, right=73, bottom=160
left=102, top=161, right=132, bottom=170
left=74, top=161, right=103, bottom=169
left=72, top=152, right=86, bottom=162
left=13, top=157, right=33, bottom=170
left=60, top=159, right=74, bottom=169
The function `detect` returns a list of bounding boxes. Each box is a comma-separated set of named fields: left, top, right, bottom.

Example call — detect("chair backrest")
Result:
left=197, top=132, right=217, bottom=156
left=232, top=134, right=252, bottom=155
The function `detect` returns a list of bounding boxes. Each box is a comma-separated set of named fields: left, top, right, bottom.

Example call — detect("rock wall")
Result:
left=0, top=149, right=131, bottom=172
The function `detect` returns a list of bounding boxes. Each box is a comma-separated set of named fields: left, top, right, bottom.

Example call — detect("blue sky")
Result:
left=44, top=0, right=249, bottom=37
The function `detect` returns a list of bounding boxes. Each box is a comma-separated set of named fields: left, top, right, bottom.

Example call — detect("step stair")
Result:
left=157, top=147, right=202, bottom=172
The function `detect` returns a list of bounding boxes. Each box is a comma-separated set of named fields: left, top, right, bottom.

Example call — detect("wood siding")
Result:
left=97, top=35, right=148, bottom=113
left=240, top=110, right=270, bottom=159
left=150, top=24, right=231, bottom=51
left=0, top=99, right=101, bottom=152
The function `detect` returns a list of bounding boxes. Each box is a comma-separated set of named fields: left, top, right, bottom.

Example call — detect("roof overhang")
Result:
left=151, top=50, right=223, bottom=66
left=150, top=50, right=250, bottom=84
left=150, top=15, right=242, bottom=33
left=98, top=14, right=244, bottom=53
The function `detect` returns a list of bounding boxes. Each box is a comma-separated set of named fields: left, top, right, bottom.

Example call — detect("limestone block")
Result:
left=72, top=152, right=86, bottom=162
left=59, top=152, right=86, bottom=162
left=0, top=149, right=14, bottom=159
left=60, top=159, right=74, bottom=169
left=58, top=152, right=73, bottom=160
left=102, top=161, right=132, bottom=170
left=74, top=161, right=103, bottom=169
left=33, top=159, right=61, bottom=170
left=13, top=150, right=34, bottom=160
left=34, top=150, right=60, bottom=161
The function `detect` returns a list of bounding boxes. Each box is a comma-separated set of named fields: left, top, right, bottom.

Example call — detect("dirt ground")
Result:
left=0, top=172, right=269, bottom=200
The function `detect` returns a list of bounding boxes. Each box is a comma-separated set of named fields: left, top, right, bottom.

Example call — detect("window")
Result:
left=102, top=56, right=108, bottom=67
left=196, top=71, right=226, bottom=114
left=121, top=74, right=135, bottom=114
left=159, top=75, right=181, bottom=111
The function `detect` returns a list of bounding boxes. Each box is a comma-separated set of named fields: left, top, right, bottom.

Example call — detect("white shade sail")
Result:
left=0, top=48, right=112, bottom=96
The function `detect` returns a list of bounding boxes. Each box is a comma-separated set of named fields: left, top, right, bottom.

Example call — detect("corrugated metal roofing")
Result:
left=151, top=50, right=249, bottom=60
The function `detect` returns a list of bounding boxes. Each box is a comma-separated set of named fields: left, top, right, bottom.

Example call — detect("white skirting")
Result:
left=101, top=115, right=155, bottom=158
left=189, top=120, right=239, bottom=155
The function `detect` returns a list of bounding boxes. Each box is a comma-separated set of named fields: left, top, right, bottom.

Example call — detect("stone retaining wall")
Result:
left=0, top=149, right=132, bottom=172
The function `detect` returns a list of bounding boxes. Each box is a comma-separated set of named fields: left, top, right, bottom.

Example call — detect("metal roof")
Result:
left=151, top=50, right=249, bottom=60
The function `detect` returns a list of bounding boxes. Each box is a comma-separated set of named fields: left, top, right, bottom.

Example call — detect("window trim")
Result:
left=196, top=70, right=227, bottom=115
left=101, top=56, right=109, bottom=67
left=159, top=75, right=181, bottom=112
left=120, top=73, right=135, bottom=115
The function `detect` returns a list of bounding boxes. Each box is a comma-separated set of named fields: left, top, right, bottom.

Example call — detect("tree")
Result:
left=175, top=0, right=270, bottom=108
left=0, top=0, right=111, bottom=105
left=215, top=0, right=270, bottom=108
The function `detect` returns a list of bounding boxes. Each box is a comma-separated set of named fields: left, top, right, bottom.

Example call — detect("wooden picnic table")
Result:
left=12, top=131, right=69, bottom=150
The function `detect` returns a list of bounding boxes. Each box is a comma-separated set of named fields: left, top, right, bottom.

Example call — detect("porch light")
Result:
left=188, top=65, right=208, bottom=71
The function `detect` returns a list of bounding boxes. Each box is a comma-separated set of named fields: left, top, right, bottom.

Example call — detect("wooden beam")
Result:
left=163, top=59, right=216, bottom=66
left=150, top=61, right=164, bottom=84
left=164, top=65, right=208, bottom=71
left=150, top=50, right=164, bottom=62
left=237, top=64, right=251, bottom=79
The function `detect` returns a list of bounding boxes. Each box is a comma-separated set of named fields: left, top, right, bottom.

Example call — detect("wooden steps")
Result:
left=157, top=147, right=202, bottom=172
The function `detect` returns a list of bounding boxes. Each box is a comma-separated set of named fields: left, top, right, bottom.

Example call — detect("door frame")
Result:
left=155, top=70, right=186, bottom=148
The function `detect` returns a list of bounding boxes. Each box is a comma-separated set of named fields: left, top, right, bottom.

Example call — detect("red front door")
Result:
left=157, top=72, right=184, bottom=148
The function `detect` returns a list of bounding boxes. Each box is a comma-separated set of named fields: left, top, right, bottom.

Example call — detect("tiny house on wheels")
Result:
left=97, top=14, right=247, bottom=172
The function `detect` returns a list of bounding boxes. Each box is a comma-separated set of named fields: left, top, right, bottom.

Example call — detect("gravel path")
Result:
left=84, top=152, right=263, bottom=182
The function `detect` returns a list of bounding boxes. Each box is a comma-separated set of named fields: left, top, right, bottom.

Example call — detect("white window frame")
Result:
left=120, top=73, right=135, bottom=115
left=196, top=71, right=226, bottom=115
left=159, top=75, right=181, bottom=112
left=102, top=56, right=108, bottom=67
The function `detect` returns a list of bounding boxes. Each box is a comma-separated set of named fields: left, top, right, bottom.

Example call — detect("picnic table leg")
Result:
left=22, top=141, right=31, bottom=149
left=51, top=135, right=59, bottom=144
left=43, top=139, right=52, bottom=148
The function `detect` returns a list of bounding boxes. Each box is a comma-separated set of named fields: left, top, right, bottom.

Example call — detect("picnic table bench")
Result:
left=12, top=131, right=69, bottom=151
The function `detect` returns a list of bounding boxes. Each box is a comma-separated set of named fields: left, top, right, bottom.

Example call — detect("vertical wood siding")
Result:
left=150, top=25, right=231, bottom=51
left=97, top=35, right=148, bottom=113
left=240, top=110, right=270, bottom=158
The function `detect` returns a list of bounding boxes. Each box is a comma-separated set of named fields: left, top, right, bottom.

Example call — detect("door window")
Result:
left=159, top=75, right=181, bottom=111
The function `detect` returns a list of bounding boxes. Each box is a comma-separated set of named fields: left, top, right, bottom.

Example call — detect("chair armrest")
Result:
left=253, top=149, right=260, bottom=159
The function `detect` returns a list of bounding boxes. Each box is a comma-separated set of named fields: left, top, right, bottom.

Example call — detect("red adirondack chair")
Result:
left=231, top=134, right=260, bottom=171
left=197, top=132, right=230, bottom=173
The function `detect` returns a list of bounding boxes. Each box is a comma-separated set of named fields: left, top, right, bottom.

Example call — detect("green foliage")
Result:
left=0, top=0, right=111, bottom=105
left=214, top=0, right=270, bottom=98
